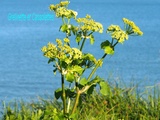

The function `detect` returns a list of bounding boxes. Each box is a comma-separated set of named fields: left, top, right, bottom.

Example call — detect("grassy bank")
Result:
left=1, top=82, right=160, bottom=120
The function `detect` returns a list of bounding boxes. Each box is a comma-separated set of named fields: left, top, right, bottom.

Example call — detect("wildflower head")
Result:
left=107, top=25, right=128, bottom=44
left=49, top=1, right=77, bottom=19
left=77, top=14, right=103, bottom=33
left=64, top=38, right=70, bottom=43
left=41, top=42, right=57, bottom=58
left=55, top=7, right=77, bottom=19
left=60, top=1, right=70, bottom=7
left=123, top=18, right=143, bottom=36
left=50, top=1, right=70, bottom=11
left=41, top=38, right=83, bottom=64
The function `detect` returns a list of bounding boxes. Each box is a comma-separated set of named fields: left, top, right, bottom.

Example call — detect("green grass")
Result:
left=1, top=82, right=160, bottom=120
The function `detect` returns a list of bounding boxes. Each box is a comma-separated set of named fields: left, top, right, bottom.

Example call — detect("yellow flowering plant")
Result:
left=42, top=0, right=143, bottom=119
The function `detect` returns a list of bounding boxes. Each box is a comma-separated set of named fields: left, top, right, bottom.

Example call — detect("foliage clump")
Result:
left=41, top=0, right=143, bottom=119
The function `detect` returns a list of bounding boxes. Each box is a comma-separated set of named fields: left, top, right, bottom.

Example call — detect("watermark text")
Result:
left=8, top=13, right=54, bottom=21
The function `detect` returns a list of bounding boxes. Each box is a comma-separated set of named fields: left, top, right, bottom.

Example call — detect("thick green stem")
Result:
left=67, top=97, right=71, bottom=113
left=71, top=79, right=80, bottom=114
left=61, top=74, right=67, bottom=114
left=71, top=90, right=80, bottom=114
left=87, top=54, right=107, bottom=81
left=67, top=83, right=72, bottom=113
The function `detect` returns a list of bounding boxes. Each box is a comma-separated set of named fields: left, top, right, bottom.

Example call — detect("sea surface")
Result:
left=0, top=0, right=160, bottom=104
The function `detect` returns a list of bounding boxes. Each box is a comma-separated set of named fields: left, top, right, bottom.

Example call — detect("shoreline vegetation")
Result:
left=1, top=81, right=160, bottom=120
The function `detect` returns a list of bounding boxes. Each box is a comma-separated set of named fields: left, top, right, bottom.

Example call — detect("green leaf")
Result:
left=83, top=53, right=95, bottom=62
left=82, top=53, right=96, bottom=68
left=88, top=76, right=101, bottom=86
left=65, top=72, right=74, bottom=82
left=104, top=46, right=114, bottom=55
left=60, top=24, right=68, bottom=32
left=101, top=40, right=110, bottom=49
left=66, top=89, right=75, bottom=98
left=53, top=68, right=57, bottom=75
left=101, top=40, right=114, bottom=55
left=55, top=88, right=62, bottom=99
left=48, top=58, right=55, bottom=64
left=76, top=34, right=81, bottom=43
left=72, top=65, right=84, bottom=74
left=87, top=85, right=96, bottom=95
left=44, top=109, right=52, bottom=116
left=90, top=34, right=94, bottom=45
left=80, top=78, right=88, bottom=86
left=99, top=81, right=111, bottom=96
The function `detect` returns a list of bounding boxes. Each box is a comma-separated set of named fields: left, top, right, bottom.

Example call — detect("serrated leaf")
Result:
left=72, top=65, right=84, bottom=74
left=104, top=46, right=114, bottom=55
left=83, top=53, right=96, bottom=62
left=90, top=34, right=94, bottom=45
left=60, top=24, right=68, bottom=32
left=99, top=81, right=111, bottom=96
left=65, top=72, right=74, bottom=82
left=82, top=53, right=96, bottom=68
left=88, top=76, right=102, bottom=85
left=55, top=88, right=62, bottom=99
left=101, top=40, right=110, bottom=49
left=80, top=78, right=88, bottom=86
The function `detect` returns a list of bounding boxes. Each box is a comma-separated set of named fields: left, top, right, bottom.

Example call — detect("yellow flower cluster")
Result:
left=107, top=25, right=128, bottom=43
left=72, top=48, right=82, bottom=59
left=56, top=7, right=77, bottom=19
left=64, top=38, right=70, bottom=43
left=60, top=1, right=70, bottom=6
left=77, top=14, right=103, bottom=33
left=123, top=18, right=143, bottom=36
left=41, top=39, right=82, bottom=64
left=50, top=1, right=70, bottom=10
left=50, top=1, right=77, bottom=19
left=41, top=42, right=57, bottom=59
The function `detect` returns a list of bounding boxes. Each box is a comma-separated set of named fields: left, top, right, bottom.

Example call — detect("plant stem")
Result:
left=61, top=74, right=67, bottom=114
left=80, top=38, right=86, bottom=51
left=71, top=91, right=80, bottom=114
left=111, top=38, right=114, bottom=45
left=87, top=41, right=118, bottom=82
left=113, top=41, right=118, bottom=47
left=67, top=83, right=72, bottom=113
left=67, top=98, right=71, bottom=113
left=87, top=53, right=107, bottom=81
left=71, top=80, right=80, bottom=114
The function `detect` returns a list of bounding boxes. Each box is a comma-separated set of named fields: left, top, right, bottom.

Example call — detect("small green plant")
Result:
left=41, top=0, right=143, bottom=119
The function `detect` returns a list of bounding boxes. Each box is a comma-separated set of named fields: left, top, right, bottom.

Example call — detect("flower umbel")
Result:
left=123, top=18, right=143, bottom=36
left=50, top=1, right=77, bottom=19
left=41, top=39, right=83, bottom=64
left=107, top=25, right=128, bottom=44
left=77, top=14, right=103, bottom=33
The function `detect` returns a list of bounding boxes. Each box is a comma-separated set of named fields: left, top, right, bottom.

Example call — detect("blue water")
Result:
left=0, top=0, right=160, bottom=104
